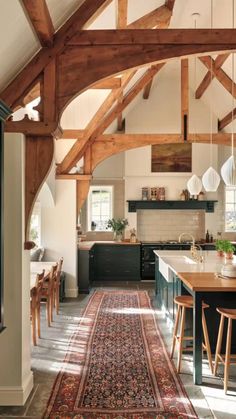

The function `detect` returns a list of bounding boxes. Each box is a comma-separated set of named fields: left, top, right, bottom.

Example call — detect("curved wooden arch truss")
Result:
left=1, top=0, right=236, bottom=243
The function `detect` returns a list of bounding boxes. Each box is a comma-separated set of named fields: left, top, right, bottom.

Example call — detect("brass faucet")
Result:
left=178, top=233, right=195, bottom=248
left=191, top=243, right=204, bottom=263
left=178, top=233, right=203, bottom=262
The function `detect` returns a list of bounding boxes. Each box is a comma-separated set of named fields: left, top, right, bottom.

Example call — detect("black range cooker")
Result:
left=141, top=241, right=192, bottom=280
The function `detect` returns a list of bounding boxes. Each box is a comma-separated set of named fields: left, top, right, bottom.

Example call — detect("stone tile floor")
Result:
left=0, top=280, right=235, bottom=418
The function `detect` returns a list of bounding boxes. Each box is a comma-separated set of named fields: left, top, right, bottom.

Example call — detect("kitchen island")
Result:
left=154, top=250, right=236, bottom=385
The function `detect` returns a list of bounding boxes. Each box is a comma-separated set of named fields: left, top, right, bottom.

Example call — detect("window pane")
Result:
left=89, top=186, right=112, bottom=231
left=225, top=187, right=236, bottom=232
left=226, top=203, right=235, bottom=212
left=226, top=190, right=235, bottom=203
left=225, top=213, right=236, bottom=231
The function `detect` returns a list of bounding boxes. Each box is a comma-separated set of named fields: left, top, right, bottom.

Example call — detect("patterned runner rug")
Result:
left=44, top=291, right=197, bottom=418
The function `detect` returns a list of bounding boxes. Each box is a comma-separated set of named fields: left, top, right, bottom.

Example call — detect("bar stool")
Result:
left=171, top=295, right=213, bottom=374
left=214, top=308, right=236, bottom=394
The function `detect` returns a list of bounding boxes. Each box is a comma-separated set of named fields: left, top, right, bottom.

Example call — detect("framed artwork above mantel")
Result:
left=151, top=143, right=192, bottom=173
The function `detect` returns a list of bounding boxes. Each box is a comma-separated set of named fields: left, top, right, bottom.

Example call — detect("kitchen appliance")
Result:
left=141, top=241, right=192, bottom=280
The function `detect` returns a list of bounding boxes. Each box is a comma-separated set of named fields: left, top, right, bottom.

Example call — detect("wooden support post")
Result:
left=76, top=180, right=90, bottom=220
left=181, top=59, right=189, bottom=140
left=25, top=135, right=54, bottom=244
left=43, top=59, right=56, bottom=122
left=0, top=100, right=12, bottom=332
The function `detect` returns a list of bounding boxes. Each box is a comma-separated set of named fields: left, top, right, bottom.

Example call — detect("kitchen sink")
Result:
left=164, top=255, right=196, bottom=264
left=159, top=255, right=196, bottom=282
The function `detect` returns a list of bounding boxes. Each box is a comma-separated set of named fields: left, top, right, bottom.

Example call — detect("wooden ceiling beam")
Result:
left=116, top=1, right=128, bottom=127
left=143, top=80, right=153, bottom=100
left=218, top=107, right=236, bottom=130
left=165, top=0, right=176, bottom=11
left=63, top=64, right=165, bottom=171
left=91, top=132, right=233, bottom=170
left=60, top=130, right=85, bottom=139
left=1, top=0, right=113, bottom=107
left=116, top=0, right=128, bottom=28
left=21, top=0, right=54, bottom=47
left=140, top=2, right=174, bottom=100
left=5, top=120, right=58, bottom=135
left=196, top=53, right=230, bottom=99
left=199, top=55, right=236, bottom=98
left=57, top=70, right=136, bottom=174
left=94, top=133, right=233, bottom=145
left=56, top=174, right=92, bottom=180
left=92, top=77, right=122, bottom=89
left=127, top=6, right=171, bottom=29
left=68, top=29, right=236, bottom=46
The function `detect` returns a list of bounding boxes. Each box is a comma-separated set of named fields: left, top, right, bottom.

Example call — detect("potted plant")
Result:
left=106, top=218, right=129, bottom=242
left=91, top=221, right=97, bottom=231
left=215, top=239, right=224, bottom=256
left=221, top=240, right=235, bottom=259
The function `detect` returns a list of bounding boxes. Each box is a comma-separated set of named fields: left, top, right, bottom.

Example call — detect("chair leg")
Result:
left=32, top=307, right=37, bottom=346
left=171, top=305, right=181, bottom=358
left=177, top=306, right=186, bottom=373
left=202, top=309, right=213, bottom=373
left=37, top=303, right=41, bottom=338
left=56, top=286, right=59, bottom=315
left=224, top=318, right=232, bottom=394
left=50, top=292, right=53, bottom=323
left=46, top=298, right=51, bottom=327
left=214, top=314, right=225, bottom=375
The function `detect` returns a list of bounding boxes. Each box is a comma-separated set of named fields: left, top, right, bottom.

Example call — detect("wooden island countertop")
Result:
left=154, top=249, right=236, bottom=385
left=154, top=249, right=236, bottom=292
left=177, top=271, right=236, bottom=292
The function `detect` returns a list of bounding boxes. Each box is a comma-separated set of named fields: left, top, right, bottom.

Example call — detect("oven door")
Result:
left=141, top=261, right=155, bottom=279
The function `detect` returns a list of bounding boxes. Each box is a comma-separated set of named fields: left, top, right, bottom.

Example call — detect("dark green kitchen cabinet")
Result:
left=94, top=244, right=141, bottom=281
left=77, top=248, right=95, bottom=294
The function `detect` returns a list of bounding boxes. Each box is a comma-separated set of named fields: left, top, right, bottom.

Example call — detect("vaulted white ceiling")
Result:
left=1, top=0, right=236, bottom=151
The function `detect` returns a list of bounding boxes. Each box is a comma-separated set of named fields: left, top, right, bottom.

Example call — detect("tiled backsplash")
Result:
left=137, top=209, right=205, bottom=241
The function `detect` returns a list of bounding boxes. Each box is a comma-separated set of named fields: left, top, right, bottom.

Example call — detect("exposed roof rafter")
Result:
left=196, top=53, right=229, bottom=99
left=57, top=64, right=165, bottom=174
left=218, top=107, right=236, bottom=131
left=1, top=0, right=113, bottom=107
left=116, top=0, right=128, bottom=28
left=57, top=70, right=136, bottom=174
left=21, top=0, right=54, bottom=47
left=199, top=55, right=236, bottom=98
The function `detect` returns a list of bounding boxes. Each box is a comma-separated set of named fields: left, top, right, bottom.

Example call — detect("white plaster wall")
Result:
left=0, top=133, right=33, bottom=405
left=40, top=180, right=77, bottom=297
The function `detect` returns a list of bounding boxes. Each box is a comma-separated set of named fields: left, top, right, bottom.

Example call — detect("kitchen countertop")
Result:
left=154, top=249, right=236, bottom=291
left=78, top=240, right=141, bottom=250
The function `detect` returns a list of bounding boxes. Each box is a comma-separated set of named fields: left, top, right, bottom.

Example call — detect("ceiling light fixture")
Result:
left=202, top=0, right=220, bottom=192
left=187, top=12, right=203, bottom=196
left=221, top=0, right=236, bottom=186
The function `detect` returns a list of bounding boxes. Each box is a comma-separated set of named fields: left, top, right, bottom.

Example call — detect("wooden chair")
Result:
left=30, top=270, right=44, bottom=345
left=53, top=257, right=64, bottom=315
left=214, top=308, right=236, bottom=394
left=171, top=295, right=213, bottom=374
left=41, top=264, right=58, bottom=326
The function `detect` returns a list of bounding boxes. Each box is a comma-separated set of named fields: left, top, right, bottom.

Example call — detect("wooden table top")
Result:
left=178, top=272, right=236, bottom=292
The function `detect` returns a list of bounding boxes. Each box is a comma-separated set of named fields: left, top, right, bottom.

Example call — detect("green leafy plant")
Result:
left=215, top=239, right=224, bottom=252
left=106, top=218, right=129, bottom=233
left=221, top=240, right=235, bottom=254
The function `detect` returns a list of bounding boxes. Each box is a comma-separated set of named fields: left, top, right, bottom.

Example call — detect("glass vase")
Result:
left=113, top=231, right=123, bottom=242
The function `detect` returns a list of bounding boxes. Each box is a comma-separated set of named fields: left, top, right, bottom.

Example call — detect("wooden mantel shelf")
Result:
left=127, top=200, right=217, bottom=213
